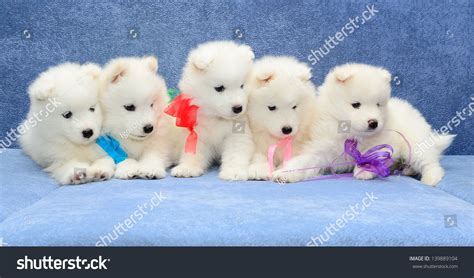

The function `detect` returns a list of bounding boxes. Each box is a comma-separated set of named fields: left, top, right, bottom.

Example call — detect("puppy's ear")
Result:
left=143, top=56, right=158, bottom=72
left=379, top=68, right=391, bottom=83
left=255, top=68, right=275, bottom=86
left=28, top=73, right=55, bottom=101
left=81, top=63, right=101, bottom=80
left=333, top=67, right=353, bottom=84
left=239, top=45, right=255, bottom=62
left=189, top=50, right=214, bottom=71
left=107, top=60, right=127, bottom=84
left=296, top=64, right=312, bottom=82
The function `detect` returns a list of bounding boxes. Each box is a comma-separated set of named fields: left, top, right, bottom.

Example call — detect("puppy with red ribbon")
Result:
left=167, top=41, right=255, bottom=181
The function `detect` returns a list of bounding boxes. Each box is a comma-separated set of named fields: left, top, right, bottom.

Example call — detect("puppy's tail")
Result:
left=432, top=133, right=456, bottom=155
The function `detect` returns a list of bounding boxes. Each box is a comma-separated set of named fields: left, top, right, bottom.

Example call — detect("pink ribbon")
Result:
left=267, top=137, right=293, bottom=174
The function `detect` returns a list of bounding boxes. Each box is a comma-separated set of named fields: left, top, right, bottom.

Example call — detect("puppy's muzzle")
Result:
left=232, top=105, right=243, bottom=114
left=281, top=126, right=293, bottom=135
left=368, top=120, right=378, bottom=130
left=143, top=124, right=154, bottom=134
left=82, top=129, right=94, bottom=139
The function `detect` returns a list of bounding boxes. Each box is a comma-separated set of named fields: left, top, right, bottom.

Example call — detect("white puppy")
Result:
left=273, top=63, right=454, bottom=186
left=20, top=63, right=115, bottom=185
left=170, top=40, right=255, bottom=180
left=246, top=56, right=318, bottom=180
left=100, top=56, right=177, bottom=179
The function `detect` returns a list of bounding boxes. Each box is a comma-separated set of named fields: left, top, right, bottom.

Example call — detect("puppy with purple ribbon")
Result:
left=273, top=63, right=455, bottom=186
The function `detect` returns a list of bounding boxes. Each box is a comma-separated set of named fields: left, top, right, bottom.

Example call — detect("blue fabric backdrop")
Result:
left=1, top=0, right=472, bottom=154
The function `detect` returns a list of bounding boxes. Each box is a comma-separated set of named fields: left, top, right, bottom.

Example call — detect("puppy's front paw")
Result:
left=353, top=167, right=377, bottom=180
left=171, top=164, right=204, bottom=178
left=114, top=159, right=139, bottom=179
left=54, top=167, right=90, bottom=185
left=421, top=166, right=444, bottom=186
left=89, top=165, right=114, bottom=182
left=219, top=167, right=248, bottom=181
left=138, top=163, right=166, bottom=179
left=272, top=169, right=304, bottom=184
left=248, top=163, right=269, bottom=180
left=401, top=167, right=417, bottom=176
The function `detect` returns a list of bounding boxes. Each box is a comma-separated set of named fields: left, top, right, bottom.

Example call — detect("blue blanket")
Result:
left=0, top=149, right=472, bottom=246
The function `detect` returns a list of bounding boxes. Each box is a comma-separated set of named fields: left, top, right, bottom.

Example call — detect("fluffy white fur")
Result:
left=100, top=56, right=179, bottom=179
left=20, top=63, right=115, bottom=185
left=171, top=40, right=255, bottom=180
left=273, top=63, right=455, bottom=186
left=246, top=56, right=318, bottom=180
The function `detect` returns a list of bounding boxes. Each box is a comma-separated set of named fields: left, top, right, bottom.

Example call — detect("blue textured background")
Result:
left=1, top=0, right=472, bottom=154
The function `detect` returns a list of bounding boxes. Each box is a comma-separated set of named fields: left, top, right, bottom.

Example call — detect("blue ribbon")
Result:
left=96, top=135, right=128, bottom=164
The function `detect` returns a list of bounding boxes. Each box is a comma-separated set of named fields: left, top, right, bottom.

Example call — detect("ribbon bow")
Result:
left=96, top=135, right=128, bottom=164
left=344, top=139, right=394, bottom=177
left=164, top=94, right=199, bottom=154
left=267, top=137, right=293, bottom=174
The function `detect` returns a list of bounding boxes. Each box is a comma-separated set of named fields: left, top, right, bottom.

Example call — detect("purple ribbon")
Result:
left=344, top=139, right=394, bottom=178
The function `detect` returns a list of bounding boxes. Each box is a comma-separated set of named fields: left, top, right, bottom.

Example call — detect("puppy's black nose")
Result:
left=282, top=126, right=293, bottom=135
left=143, top=124, right=154, bottom=134
left=232, top=105, right=243, bottom=114
left=82, top=129, right=93, bottom=139
left=368, top=120, right=378, bottom=130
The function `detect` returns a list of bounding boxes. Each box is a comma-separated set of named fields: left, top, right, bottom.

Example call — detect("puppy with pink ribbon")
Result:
left=246, top=56, right=318, bottom=180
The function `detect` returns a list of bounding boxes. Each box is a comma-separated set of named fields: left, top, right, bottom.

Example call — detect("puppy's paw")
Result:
left=272, top=169, right=304, bottom=184
left=248, top=163, right=269, bottom=180
left=171, top=164, right=204, bottom=178
left=89, top=165, right=114, bottom=182
left=401, top=167, right=417, bottom=176
left=114, top=159, right=139, bottom=179
left=421, top=166, right=444, bottom=186
left=54, top=167, right=90, bottom=185
left=353, top=168, right=377, bottom=180
left=138, top=163, right=166, bottom=180
left=219, top=167, right=248, bottom=181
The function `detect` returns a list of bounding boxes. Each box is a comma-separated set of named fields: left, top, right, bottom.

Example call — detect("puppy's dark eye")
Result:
left=292, top=105, right=297, bottom=110
left=62, top=111, right=73, bottom=119
left=351, top=102, right=361, bottom=109
left=150, top=103, right=154, bottom=108
left=240, top=84, right=244, bottom=89
left=89, top=106, right=95, bottom=112
left=268, top=106, right=277, bottom=111
left=214, top=85, right=225, bottom=93
left=377, top=103, right=381, bottom=107
left=124, top=104, right=136, bottom=111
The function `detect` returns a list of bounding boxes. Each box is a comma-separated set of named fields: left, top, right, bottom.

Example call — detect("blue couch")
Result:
left=0, top=149, right=473, bottom=246
left=0, top=0, right=472, bottom=246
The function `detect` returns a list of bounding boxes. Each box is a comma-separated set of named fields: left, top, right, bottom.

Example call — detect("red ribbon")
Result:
left=164, top=94, right=199, bottom=154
